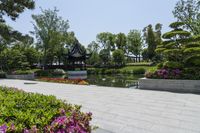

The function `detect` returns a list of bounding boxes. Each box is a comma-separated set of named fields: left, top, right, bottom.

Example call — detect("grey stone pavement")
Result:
left=0, top=79, right=200, bottom=133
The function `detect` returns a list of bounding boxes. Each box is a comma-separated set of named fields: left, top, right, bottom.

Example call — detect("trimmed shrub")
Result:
left=52, top=69, right=66, bottom=75
left=12, top=70, right=34, bottom=75
left=184, top=55, right=200, bottom=67
left=157, top=63, right=163, bottom=69
left=35, top=69, right=66, bottom=77
left=163, top=61, right=183, bottom=69
left=182, top=67, right=200, bottom=80
left=132, top=68, right=146, bottom=74
left=0, top=87, right=92, bottom=132
left=35, top=69, right=51, bottom=76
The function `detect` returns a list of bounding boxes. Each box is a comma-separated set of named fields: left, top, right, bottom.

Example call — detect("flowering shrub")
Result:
left=38, top=78, right=89, bottom=85
left=45, top=111, right=92, bottom=133
left=0, top=87, right=92, bottom=133
left=145, top=68, right=182, bottom=79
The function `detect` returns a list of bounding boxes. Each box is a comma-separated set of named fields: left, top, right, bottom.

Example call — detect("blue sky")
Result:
left=6, top=0, right=178, bottom=46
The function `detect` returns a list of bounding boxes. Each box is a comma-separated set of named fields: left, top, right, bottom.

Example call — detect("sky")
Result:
left=6, top=0, right=178, bottom=46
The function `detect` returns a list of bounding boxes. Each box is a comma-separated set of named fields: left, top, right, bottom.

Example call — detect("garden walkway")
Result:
left=0, top=79, right=200, bottom=133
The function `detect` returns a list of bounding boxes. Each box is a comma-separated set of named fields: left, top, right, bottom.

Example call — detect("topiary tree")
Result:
left=156, top=22, right=200, bottom=69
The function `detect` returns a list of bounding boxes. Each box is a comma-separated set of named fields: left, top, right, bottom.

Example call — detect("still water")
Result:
left=38, top=74, right=144, bottom=88
left=87, top=74, right=143, bottom=88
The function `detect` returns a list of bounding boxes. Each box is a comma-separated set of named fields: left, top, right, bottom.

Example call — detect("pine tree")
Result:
left=156, top=22, right=200, bottom=68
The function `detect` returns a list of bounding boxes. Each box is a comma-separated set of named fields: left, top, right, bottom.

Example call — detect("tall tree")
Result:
left=32, top=8, right=70, bottom=68
left=87, top=41, right=99, bottom=53
left=143, top=24, right=162, bottom=61
left=173, top=0, right=200, bottom=34
left=112, top=49, right=125, bottom=67
left=115, top=33, right=127, bottom=52
left=99, top=49, right=111, bottom=66
left=127, top=30, right=143, bottom=62
left=96, top=32, right=115, bottom=51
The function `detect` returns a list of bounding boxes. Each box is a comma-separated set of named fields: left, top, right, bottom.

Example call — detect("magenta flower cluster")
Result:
left=0, top=124, right=15, bottom=133
left=0, top=124, right=7, bottom=133
left=44, top=109, right=92, bottom=133
left=157, top=69, right=169, bottom=79
left=146, top=69, right=182, bottom=79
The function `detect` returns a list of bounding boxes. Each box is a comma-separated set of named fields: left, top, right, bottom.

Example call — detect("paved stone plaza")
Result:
left=0, top=79, right=200, bottom=133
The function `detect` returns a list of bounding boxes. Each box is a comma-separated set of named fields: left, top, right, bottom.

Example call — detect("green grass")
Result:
left=126, top=62, right=153, bottom=66
left=119, top=66, right=156, bottom=72
left=87, top=66, right=157, bottom=75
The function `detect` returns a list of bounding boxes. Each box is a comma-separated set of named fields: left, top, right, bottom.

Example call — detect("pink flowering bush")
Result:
left=0, top=87, right=92, bottom=133
left=145, top=68, right=182, bottom=79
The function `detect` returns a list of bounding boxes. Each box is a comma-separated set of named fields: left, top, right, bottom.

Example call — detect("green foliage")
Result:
left=127, top=30, right=143, bottom=59
left=0, top=44, right=41, bottom=71
left=157, top=63, right=163, bottom=69
left=99, top=49, right=111, bottom=66
left=12, top=70, right=34, bottom=75
left=162, top=30, right=191, bottom=39
left=163, top=61, right=183, bottom=69
left=96, top=32, right=116, bottom=51
left=131, top=68, right=146, bottom=74
left=35, top=69, right=66, bottom=77
left=35, top=69, right=51, bottom=76
left=184, top=54, right=200, bottom=67
left=112, top=49, right=125, bottom=67
left=141, top=48, right=149, bottom=61
left=115, top=33, right=127, bottom=51
left=143, top=24, right=162, bottom=61
left=153, top=21, right=200, bottom=79
left=23, top=46, right=40, bottom=66
left=183, top=47, right=200, bottom=54
left=169, top=22, right=185, bottom=29
left=0, top=0, right=34, bottom=46
left=88, top=66, right=154, bottom=75
left=0, top=48, right=29, bottom=70
left=52, top=69, right=66, bottom=75
left=182, top=67, right=200, bottom=79
left=32, top=8, right=70, bottom=67
left=184, top=43, right=200, bottom=48
left=173, top=0, right=200, bottom=35
left=0, top=0, right=35, bottom=22
left=159, top=22, right=200, bottom=66
left=87, top=52, right=101, bottom=66
left=0, top=87, right=92, bottom=132
left=87, top=41, right=99, bottom=53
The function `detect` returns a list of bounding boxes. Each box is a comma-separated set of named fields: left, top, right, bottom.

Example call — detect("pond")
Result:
left=37, top=74, right=144, bottom=88
left=87, top=74, right=143, bottom=88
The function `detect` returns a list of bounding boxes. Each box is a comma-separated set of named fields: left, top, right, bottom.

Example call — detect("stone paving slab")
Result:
left=0, top=79, right=200, bottom=133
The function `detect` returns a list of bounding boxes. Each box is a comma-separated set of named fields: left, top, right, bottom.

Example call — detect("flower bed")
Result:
left=38, top=78, right=89, bottom=85
left=145, top=68, right=200, bottom=80
left=145, top=68, right=182, bottom=79
left=0, top=87, right=92, bottom=133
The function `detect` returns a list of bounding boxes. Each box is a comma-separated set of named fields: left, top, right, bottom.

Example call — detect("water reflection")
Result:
left=87, top=74, right=143, bottom=88
left=37, top=74, right=144, bottom=88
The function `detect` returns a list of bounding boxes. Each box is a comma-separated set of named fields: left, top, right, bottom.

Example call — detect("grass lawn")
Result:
left=119, top=66, right=157, bottom=72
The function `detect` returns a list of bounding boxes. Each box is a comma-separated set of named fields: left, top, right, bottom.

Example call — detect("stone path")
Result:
left=0, top=79, right=200, bottom=133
